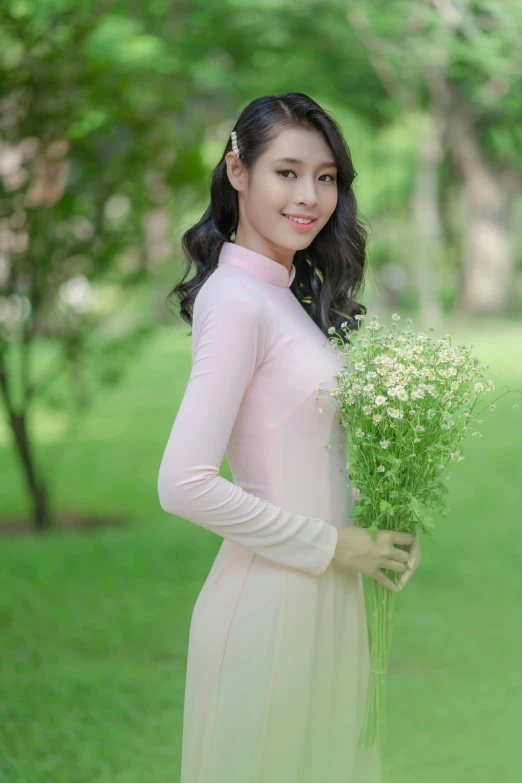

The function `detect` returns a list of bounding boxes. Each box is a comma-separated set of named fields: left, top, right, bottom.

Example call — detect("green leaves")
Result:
left=408, top=496, right=435, bottom=541
left=408, top=495, right=424, bottom=522
left=379, top=499, right=395, bottom=517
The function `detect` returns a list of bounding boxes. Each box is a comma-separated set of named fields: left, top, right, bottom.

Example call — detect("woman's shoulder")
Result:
left=194, top=265, right=275, bottom=324
left=191, top=267, right=276, bottom=358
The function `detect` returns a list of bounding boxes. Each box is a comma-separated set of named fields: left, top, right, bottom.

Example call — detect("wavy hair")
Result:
left=167, top=92, right=369, bottom=338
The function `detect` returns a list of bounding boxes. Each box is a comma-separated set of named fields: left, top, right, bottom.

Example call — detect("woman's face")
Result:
left=226, top=126, right=338, bottom=265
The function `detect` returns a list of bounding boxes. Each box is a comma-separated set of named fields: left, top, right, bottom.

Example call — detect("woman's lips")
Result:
left=282, top=214, right=317, bottom=232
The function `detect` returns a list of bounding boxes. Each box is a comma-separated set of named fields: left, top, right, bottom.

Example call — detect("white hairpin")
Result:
left=231, top=130, right=241, bottom=158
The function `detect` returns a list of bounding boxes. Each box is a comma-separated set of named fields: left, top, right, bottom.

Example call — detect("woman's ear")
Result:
left=224, top=151, right=245, bottom=193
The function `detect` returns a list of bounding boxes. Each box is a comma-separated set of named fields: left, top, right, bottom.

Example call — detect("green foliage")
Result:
left=0, top=0, right=199, bottom=524
left=1, top=0, right=521, bottom=526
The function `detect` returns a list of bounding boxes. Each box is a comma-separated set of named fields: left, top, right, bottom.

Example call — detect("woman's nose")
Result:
left=294, top=178, right=318, bottom=204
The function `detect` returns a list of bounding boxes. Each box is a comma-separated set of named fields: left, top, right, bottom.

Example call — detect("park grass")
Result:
left=1, top=316, right=521, bottom=783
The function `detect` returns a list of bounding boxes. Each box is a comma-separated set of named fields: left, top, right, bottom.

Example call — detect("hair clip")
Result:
left=231, top=130, right=241, bottom=158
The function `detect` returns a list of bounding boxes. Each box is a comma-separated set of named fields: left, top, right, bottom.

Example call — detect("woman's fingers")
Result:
left=375, top=570, right=400, bottom=592
left=397, top=573, right=411, bottom=590
left=396, top=537, right=421, bottom=589
left=398, top=569, right=413, bottom=588
left=382, top=559, right=407, bottom=573
left=408, top=537, right=421, bottom=571
left=391, top=545, right=410, bottom=564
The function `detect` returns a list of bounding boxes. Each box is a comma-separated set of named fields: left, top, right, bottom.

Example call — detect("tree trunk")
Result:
left=446, top=107, right=520, bottom=315
left=457, top=162, right=518, bottom=314
left=425, top=71, right=521, bottom=316
left=412, top=109, right=445, bottom=330
left=9, top=411, right=53, bottom=531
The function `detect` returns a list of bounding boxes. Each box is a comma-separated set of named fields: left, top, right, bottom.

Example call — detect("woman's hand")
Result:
left=351, top=486, right=421, bottom=591
left=333, top=526, right=414, bottom=592
left=396, top=535, right=421, bottom=590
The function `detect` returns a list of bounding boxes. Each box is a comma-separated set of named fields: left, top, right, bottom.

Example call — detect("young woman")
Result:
left=157, top=92, right=414, bottom=782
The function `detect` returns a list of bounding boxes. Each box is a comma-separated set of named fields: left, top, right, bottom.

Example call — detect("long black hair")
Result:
left=167, top=92, right=369, bottom=338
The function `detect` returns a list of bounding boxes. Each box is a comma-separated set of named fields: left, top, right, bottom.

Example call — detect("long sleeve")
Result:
left=157, top=280, right=338, bottom=577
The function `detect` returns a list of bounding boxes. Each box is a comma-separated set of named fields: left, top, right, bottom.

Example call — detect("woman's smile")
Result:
left=282, top=213, right=318, bottom=232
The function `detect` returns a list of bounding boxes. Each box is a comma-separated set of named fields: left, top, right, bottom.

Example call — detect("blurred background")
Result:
left=1, top=1, right=521, bottom=781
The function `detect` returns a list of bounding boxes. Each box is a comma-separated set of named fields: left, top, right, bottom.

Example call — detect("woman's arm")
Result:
left=157, top=280, right=338, bottom=576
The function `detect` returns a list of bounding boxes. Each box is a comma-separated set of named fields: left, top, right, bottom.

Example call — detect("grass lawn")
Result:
left=1, top=316, right=521, bottom=783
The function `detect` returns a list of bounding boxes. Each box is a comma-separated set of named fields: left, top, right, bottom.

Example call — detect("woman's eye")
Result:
left=277, top=169, right=336, bottom=182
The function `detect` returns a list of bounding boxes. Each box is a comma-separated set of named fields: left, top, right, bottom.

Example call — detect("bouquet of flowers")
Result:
left=319, top=312, right=521, bottom=753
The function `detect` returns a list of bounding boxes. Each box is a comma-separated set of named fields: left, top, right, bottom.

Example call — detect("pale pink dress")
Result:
left=157, top=241, right=381, bottom=782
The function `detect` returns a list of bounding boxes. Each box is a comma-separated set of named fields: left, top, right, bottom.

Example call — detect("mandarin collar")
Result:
left=218, top=241, right=296, bottom=288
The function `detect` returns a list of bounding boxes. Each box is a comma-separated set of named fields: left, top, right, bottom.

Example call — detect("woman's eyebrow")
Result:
left=272, top=157, right=337, bottom=169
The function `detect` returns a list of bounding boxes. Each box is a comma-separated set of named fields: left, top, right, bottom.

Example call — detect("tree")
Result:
left=0, top=0, right=192, bottom=529
left=345, top=0, right=522, bottom=317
